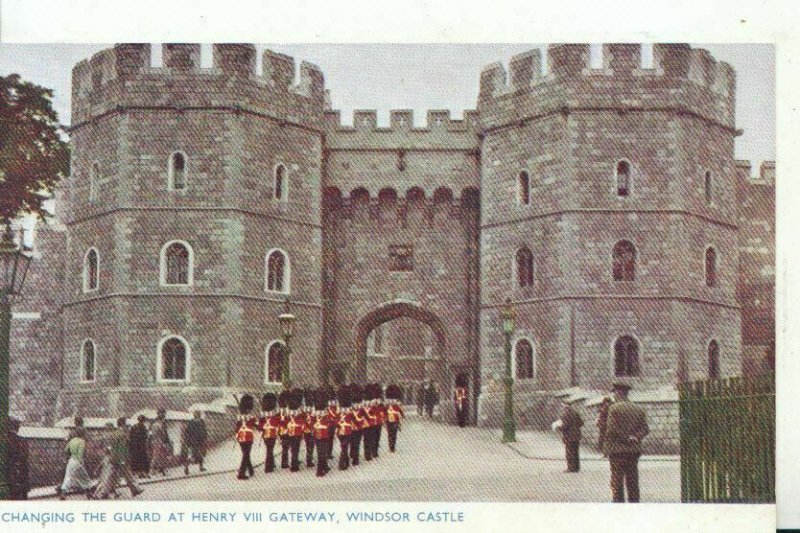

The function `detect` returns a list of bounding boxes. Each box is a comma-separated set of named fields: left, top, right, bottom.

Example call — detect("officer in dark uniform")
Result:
left=234, top=394, right=256, bottom=480
left=605, top=379, right=650, bottom=502
left=258, top=392, right=281, bottom=473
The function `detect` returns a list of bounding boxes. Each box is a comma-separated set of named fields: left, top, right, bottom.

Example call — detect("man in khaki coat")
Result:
left=605, top=380, right=649, bottom=502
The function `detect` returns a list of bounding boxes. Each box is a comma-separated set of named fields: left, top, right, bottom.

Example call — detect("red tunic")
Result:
left=304, top=412, right=316, bottom=435
left=366, top=405, right=380, bottom=427
left=285, top=413, right=305, bottom=438
left=377, top=403, right=387, bottom=425
left=278, top=412, right=289, bottom=438
left=387, top=404, right=404, bottom=424
left=336, top=411, right=356, bottom=436
left=313, top=414, right=336, bottom=440
left=353, top=407, right=368, bottom=431
left=259, top=413, right=281, bottom=440
left=455, top=387, right=468, bottom=411
left=235, top=415, right=257, bottom=443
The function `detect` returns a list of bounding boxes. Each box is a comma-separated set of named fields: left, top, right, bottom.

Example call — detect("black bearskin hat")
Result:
left=288, top=388, right=303, bottom=410
left=277, top=390, right=289, bottom=409
left=239, top=394, right=254, bottom=415
left=351, top=384, right=364, bottom=404
left=455, top=373, right=468, bottom=387
left=385, top=384, right=402, bottom=401
left=303, top=388, right=315, bottom=408
left=261, top=392, right=277, bottom=412
left=314, top=389, right=327, bottom=411
left=338, top=385, right=352, bottom=408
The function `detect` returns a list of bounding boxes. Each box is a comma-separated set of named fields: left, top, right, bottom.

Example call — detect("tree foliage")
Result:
left=0, top=74, right=70, bottom=225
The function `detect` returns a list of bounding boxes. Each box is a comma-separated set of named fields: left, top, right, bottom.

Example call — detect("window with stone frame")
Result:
left=616, top=160, right=631, bottom=197
left=515, top=339, right=535, bottom=380
left=705, top=247, right=718, bottom=287
left=274, top=164, right=288, bottom=201
left=389, top=245, right=414, bottom=272
left=708, top=340, right=720, bottom=379
left=612, top=240, right=636, bottom=281
left=81, top=339, right=96, bottom=382
left=516, top=247, right=534, bottom=288
left=169, top=151, right=187, bottom=190
left=265, top=341, right=285, bottom=384
left=704, top=170, right=713, bottom=205
left=614, top=335, right=640, bottom=377
left=160, top=337, right=187, bottom=381
left=518, top=171, right=531, bottom=205
left=84, top=248, right=99, bottom=292
left=89, top=161, right=99, bottom=203
left=266, top=249, right=289, bottom=293
left=163, top=242, right=191, bottom=285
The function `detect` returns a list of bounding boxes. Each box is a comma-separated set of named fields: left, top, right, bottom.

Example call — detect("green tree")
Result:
left=0, top=74, right=69, bottom=226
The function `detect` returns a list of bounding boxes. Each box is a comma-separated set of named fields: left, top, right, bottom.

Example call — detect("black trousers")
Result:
left=350, top=430, right=362, bottom=466
left=289, top=436, right=302, bottom=472
left=386, top=422, right=399, bottom=452
left=363, top=427, right=374, bottom=461
left=315, top=439, right=330, bottom=476
left=304, top=434, right=315, bottom=467
left=280, top=436, right=289, bottom=468
left=338, top=435, right=350, bottom=470
left=375, top=425, right=382, bottom=457
left=456, top=406, right=468, bottom=427
left=328, top=433, right=335, bottom=459
left=610, top=453, right=641, bottom=502
left=565, top=440, right=580, bottom=472
left=238, top=441, right=253, bottom=478
left=264, top=438, right=276, bottom=472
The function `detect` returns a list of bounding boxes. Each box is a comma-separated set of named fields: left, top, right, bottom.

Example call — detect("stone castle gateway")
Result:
left=9, top=44, right=775, bottom=427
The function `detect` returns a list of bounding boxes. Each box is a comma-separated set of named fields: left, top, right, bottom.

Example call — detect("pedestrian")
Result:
left=94, top=417, right=143, bottom=499
left=182, top=411, right=208, bottom=475
left=385, top=384, right=405, bottom=452
left=258, top=392, right=281, bottom=473
left=555, top=400, right=583, bottom=473
left=128, top=415, right=150, bottom=478
left=149, top=408, right=172, bottom=477
left=56, top=426, right=95, bottom=499
left=424, top=381, right=436, bottom=418
left=416, top=383, right=424, bottom=416
left=92, top=446, right=118, bottom=499
left=596, top=397, right=612, bottom=457
left=7, top=417, right=30, bottom=500
left=235, top=394, right=256, bottom=480
left=66, top=416, right=84, bottom=441
left=606, top=380, right=650, bottom=503
left=454, top=374, right=469, bottom=427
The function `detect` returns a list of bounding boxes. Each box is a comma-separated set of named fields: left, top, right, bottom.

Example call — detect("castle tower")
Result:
left=477, top=44, right=741, bottom=421
left=61, top=44, right=326, bottom=416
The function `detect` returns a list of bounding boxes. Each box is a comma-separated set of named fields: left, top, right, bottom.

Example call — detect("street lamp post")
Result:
left=0, top=224, right=33, bottom=500
left=500, top=297, right=517, bottom=443
left=278, top=298, right=296, bottom=389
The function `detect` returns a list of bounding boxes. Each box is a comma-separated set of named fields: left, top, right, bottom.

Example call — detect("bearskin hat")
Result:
left=351, top=384, right=364, bottom=404
left=261, top=392, right=277, bottom=412
left=455, top=373, right=468, bottom=387
left=326, top=386, right=337, bottom=405
left=337, top=385, right=352, bottom=408
left=287, top=388, right=303, bottom=410
left=385, top=384, right=402, bottom=401
left=303, top=388, right=315, bottom=409
left=238, top=394, right=254, bottom=415
left=277, top=390, right=289, bottom=409
left=314, top=389, right=328, bottom=411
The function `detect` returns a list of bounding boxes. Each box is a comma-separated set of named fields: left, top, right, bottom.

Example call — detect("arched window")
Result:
left=708, top=340, right=720, bottom=379
left=89, top=161, right=99, bottom=202
left=80, top=339, right=96, bottom=382
left=705, top=247, right=717, bottom=287
left=612, top=240, right=636, bottom=282
left=158, top=336, right=189, bottom=382
left=265, top=340, right=286, bottom=384
left=83, top=248, right=99, bottom=292
left=704, top=170, right=713, bottom=205
left=160, top=241, right=193, bottom=286
left=169, top=151, right=187, bottom=190
left=515, top=247, right=534, bottom=288
left=615, top=160, right=631, bottom=197
left=274, top=164, right=288, bottom=201
left=614, top=335, right=640, bottom=377
left=265, top=248, right=290, bottom=293
left=517, top=171, right=531, bottom=205
left=514, top=338, right=535, bottom=380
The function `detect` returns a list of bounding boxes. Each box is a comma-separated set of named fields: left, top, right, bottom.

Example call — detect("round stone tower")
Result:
left=476, top=44, right=741, bottom=412
left=60, top=44, right=326, bottom=416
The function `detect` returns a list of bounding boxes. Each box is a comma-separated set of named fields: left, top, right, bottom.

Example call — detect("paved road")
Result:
left=51, top=416, right=681, bottom=502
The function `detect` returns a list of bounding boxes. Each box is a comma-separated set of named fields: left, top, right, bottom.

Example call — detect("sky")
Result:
left=0, top=43, right=775, bottom=171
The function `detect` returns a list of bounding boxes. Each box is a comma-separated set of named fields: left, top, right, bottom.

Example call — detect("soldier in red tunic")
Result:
left=277, top=390, right=290, bottom=469
left=349, top=384, right=366, bottom=467
left=385, top=384, right=405, bottom=452
left=286, top=388, right=305, bottom=472
left=234, top=394, right=256, bottom=480
left=325, top=386, right=338, bottom=460
left=258, top=392, right=280, bottom=473
left=454, top=373, right=469, bottom=428
left=302, top=388, right=316, bottom=468
left=336, top=385, right=355, bottom=470
left=364, top=384, right=379, bottom=461
left=313, top=389, right=336, bottom=477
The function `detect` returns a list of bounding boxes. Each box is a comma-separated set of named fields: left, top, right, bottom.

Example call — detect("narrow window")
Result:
left=161, top=241, right=193, bottom=286
left=169, top=151, right=187, bottom=190
left=616, top=160, right=631, bottom=197
left=515, top=339, right=535, bottom=380
left=516, top=247, right=534, bottom=288
left=708, top=340, right=720, bottom=379
left=705, top=247, right=717, bottom=287
left=274, top=164, right=287, bottom=201
left=81, top=339, right=96, bottom=382
left=266, top=249, right=290, bottom=293
left=704, top=170, right=713, bottom=205
left=612, top=240, right=636, bottom=282
left=89, top=162, right=99, bottom=203
left=83, top=248, right=99, bottom=292
left=518, top=171, right=531, bottom=205
left=265, top=341, right=285, bottom=384
left=614, top=336, right=640, bottom=377
left=160, top=336, right=188, bottom=381
left=389, top=245, right=414, bottom=272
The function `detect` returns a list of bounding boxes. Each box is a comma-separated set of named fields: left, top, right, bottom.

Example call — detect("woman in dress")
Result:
left=148, top=409, right=172, bottom=476
left=128, top=415, right=151, bottom=478
left=55, top=427, right=95, bottom=499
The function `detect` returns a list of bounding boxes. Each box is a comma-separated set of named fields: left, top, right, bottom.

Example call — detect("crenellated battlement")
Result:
left=71, top=44, right=326, bottom=128
left=324, top=109, right=479, bottom=151
left=478, top=43, right=736, bottom=131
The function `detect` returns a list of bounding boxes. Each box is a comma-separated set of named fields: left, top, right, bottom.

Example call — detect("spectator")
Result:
left=424, top=381, right=438, bottom=418
left=56, top=427, right=95, bottom=499
left=182, top=411, right=208, bottom=475
left=596, top=397, right=613, bottom=457
left=7, top=417, right=29, bottom=500
left=92, top=446, right=118, bottom=500
left=606, top=380, right=650, bottom=503
left=149, top=408, right=172, bottom=477
left=555, top=401, right=584, bottom=473
left=95, top=417, right=143, bottom=499
left=128, top=415, right=150, bottom=479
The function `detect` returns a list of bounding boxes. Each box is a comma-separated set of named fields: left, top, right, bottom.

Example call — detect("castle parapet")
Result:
left=478, top=43, right=735, bottom=131
left=71, top=44, right=326, bottom=128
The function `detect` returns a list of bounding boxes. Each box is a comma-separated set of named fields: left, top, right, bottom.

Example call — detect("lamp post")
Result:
left=0, top=223, right=33, bottom=499
left=500, top=297, right=517, bottom=443
left=278, top=298, right=296, bottom=389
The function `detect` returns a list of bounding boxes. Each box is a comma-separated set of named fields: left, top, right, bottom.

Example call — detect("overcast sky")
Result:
left=0, top=43, right=775, bottom=171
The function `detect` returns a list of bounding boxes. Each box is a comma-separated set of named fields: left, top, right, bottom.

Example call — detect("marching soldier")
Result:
left=336, top=385, right=355, bottom=470
left=606, top=380, right=650, bottom=503
left=350, top=384, right=366, bottom=466
left=313, top=389, right=336, bottom=477
left=326, top=386, right=338, bottom=460
left=286, top=388, right=305, bottom=472
left=364, top=384, right=380, bottom=461
left=302, top=388, right=316, bottom=468
left=258, top=392, right=281, bottom=473
left=277, top=390, right=290, bottom=469
left=385, top=384, right=405, bottom=452
left=234, top=394, right=257, bottom=480
left=454, top=374, right=469, bottom=427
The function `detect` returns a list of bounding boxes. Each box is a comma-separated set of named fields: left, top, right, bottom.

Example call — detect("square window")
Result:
left=389, top=245, right=413, bottom=272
